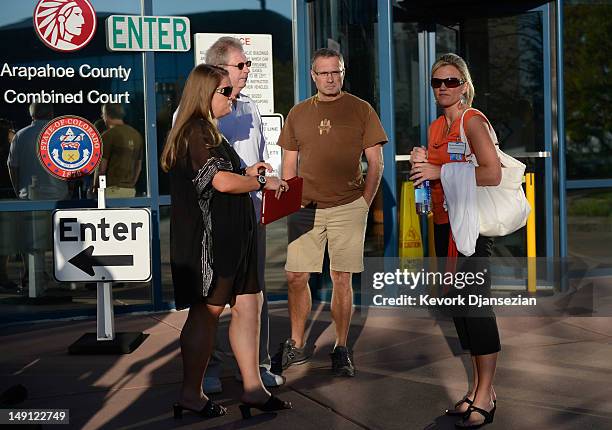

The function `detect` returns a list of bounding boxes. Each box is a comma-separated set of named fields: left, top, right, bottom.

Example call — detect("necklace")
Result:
left=444, top=106, right=467, bottom=136
left=444, top=118, right=453, bottom=136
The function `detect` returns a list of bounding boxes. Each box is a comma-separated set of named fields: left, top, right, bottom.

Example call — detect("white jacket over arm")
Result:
left=441, top=162, right=479, bottom=256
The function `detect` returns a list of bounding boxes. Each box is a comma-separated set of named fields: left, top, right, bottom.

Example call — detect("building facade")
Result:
left=0, top=0, right=610, bottom=323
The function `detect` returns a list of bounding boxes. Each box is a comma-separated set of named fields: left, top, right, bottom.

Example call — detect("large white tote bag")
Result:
left=459, top=108, right=531, bottom=237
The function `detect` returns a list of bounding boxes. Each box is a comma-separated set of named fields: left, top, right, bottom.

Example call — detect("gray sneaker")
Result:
left=271, top=339, right=314, bottom=374
left=260, top=368, right=285, bottom=387
left=234, top=367, right=286, bottom=388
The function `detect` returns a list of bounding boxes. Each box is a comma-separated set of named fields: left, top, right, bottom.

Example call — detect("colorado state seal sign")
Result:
left=38, top=116, right=102, bottom=180
left=33, top=0, right=97, bottom=52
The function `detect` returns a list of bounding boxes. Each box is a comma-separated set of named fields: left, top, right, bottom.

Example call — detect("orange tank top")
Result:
left=427, top=109, right=487, bottom=224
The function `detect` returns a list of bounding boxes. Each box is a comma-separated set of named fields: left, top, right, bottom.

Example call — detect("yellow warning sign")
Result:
left=399, top=181, right=423, bottom=258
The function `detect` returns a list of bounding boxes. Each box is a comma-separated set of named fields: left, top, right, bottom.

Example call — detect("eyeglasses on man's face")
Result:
left=220, top=60, right=252, bottom=70
left=215, top=86, right=233, bottom=98
left=430, top=77, right=464, bottom=89
left=313, top=70, right=344, bottom=79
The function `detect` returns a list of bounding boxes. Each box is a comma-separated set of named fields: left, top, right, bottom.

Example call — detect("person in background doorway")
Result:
left=0, top=119, right=15, bottom=199
left=93, top=117, right=107, bottom=135
left=8, top=103, right=68, bottom=293
left=0, top=119, right=17, bottom=290
left=8, top=103, right=69, bottom=200
left=93, top=103, right=143, bottom=198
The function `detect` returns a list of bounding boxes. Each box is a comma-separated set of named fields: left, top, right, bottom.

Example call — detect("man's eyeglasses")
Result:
left=220, top=60, right=252, bottom=70
left=313, top=70, right=344, bottom=78
left=215, top=86, right=233, bottom=97
left=431, top=77, right=465, bottom=88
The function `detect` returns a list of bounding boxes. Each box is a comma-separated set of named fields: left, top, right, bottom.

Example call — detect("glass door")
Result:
left=460, top=7, right=553, bottom=259
left=393, top=2, right=554, bottom=258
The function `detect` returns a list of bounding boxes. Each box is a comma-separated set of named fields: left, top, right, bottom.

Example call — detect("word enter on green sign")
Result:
left=106, top=15, right=191, bottom=52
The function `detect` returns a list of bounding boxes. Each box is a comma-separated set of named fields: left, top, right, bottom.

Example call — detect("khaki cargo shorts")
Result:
left=105, top=187, right=136, bottom=198
left=285, top=196, right=369, bottom=273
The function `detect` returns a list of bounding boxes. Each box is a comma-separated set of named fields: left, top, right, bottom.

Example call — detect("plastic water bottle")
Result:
left=415, top=180, right=431, bottom=215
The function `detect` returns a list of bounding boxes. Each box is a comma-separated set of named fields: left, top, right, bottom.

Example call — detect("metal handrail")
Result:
left=395, top=151, right=551, bottom=162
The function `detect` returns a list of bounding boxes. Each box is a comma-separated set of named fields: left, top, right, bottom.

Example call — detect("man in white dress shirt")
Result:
left=203, top=37, right=283, bottom=392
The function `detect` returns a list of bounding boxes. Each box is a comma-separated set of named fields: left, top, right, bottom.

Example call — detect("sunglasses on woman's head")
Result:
left=431, top=77, right=465, bottom=88
left=215, top=86, right=233, bottom=97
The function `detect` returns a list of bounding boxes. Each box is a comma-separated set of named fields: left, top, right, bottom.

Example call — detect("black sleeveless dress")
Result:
left=169, top=118, right=259, bottom=309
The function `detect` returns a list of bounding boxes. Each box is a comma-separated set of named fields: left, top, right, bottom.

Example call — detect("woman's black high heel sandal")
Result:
left=455, top=404, right=496, bottom=429
left=445, top=396, right=473, bottom=416
left=173, top=399, right=227, bottom=419
left=239, top=395, right=292, bottom=419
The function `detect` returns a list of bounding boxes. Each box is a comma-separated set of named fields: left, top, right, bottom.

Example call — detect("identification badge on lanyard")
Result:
left=447, top=141, right=466, bottom=161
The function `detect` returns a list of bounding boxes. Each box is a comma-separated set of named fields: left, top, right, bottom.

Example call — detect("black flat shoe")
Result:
left=239, top=395, right=292, bottom=419
left=455, top=404, right=496, bottom=429
left=445, top=396, right=473, bottom=416
left=173, top=399, right=227, bottom=419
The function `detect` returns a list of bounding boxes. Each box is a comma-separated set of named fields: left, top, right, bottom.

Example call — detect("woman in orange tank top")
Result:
left=410, top=53, right=502, bottom=429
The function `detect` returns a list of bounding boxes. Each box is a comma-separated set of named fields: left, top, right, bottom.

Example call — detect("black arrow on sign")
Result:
left=68, top=246, right=134, bottom=276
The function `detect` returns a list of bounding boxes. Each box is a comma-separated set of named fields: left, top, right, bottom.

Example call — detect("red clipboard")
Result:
left=260, top=176, right=303, bottom=225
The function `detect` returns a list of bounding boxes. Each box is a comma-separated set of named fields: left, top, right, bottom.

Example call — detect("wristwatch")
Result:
left=257, top=174, right=267, bottom=190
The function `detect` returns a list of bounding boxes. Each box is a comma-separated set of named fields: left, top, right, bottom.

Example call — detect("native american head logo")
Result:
left=33, top=0, right=97, bottom=52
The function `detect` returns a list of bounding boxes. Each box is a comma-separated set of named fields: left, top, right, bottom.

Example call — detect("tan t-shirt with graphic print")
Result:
left=277, top=92, right=388, bottom=209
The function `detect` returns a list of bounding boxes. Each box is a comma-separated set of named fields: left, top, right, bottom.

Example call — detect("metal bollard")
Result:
left=525, top=173, right=537, bottom=293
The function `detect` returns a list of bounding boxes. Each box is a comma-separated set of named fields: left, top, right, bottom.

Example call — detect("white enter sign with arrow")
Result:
left=53, top=208, right=151, bottom=282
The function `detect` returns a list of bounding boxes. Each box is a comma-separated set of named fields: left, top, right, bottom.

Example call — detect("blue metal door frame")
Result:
left=556, top=0, right=568, bottom=258
left=377, top=0, right=398, bottom=257
left=143, top=0, right=164, bottom=310
left=540, top=3, right=556, bottom=258
left=293, top=0, right=311, bottom=104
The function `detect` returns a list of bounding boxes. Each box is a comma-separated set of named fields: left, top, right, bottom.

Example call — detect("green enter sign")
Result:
left=106, top=15, right=190, bottom=52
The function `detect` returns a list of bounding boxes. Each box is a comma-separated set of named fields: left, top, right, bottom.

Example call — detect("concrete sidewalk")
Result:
left=2, top=302, right=612, bottom=429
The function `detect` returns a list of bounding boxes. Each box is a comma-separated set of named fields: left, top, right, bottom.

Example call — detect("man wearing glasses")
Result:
left=201, top=36, right=284, bottom=392
left=274, top=48, right=387, bottom=377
